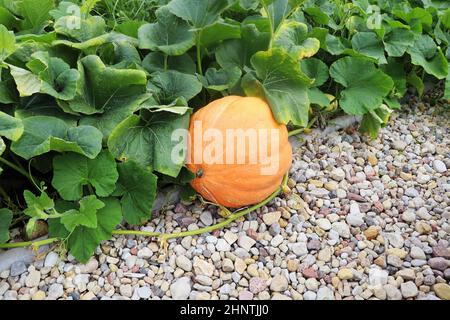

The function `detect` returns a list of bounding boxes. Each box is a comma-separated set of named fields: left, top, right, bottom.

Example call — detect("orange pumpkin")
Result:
left=186, top=96, right=292, bottom=208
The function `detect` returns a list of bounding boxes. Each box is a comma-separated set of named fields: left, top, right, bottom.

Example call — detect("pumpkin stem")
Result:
left=196, top=168, right=204, bottom=178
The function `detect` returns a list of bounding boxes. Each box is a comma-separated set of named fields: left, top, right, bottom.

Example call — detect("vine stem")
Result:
left=0, top=174, right=289, bottom=250
left=0, top=157, right=32, bottom=181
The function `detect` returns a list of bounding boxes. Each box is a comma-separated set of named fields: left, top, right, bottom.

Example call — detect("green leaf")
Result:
left=242, top=48, right=312, bottom=127
left=48, top=217, right=70, bottom=239
left=381, top=57, right=407, bottom=97
left=407, top=35, right=448, bottom=79
left=0, top=111, right=23, bottom=141
left=11, top=116, right=103, bottom=159
left=8, top=64, right=41, bottom=97
left=445, top=65, right=450, bottom=100
left=59, top=55, right=147, bottom=115
left=138, top=6, right=195, bottom=56
left=115, top=161, right=157, bottom=225
left=330, top=57, right=394, bottom=115
left=0, top=7, right=17, bottom=30
left=359, top=104, right=392, bottom=139
left=108, top=111, right=191, bottom=177
left=23, top=190, right=54, bottom=219
left=273, top=21, right=320, bottom=59
left=263, top=0, right=305, bottom=32
left=351, top=32, right=387, bottom=64
left=394, top=7, right=432, bottom=33
left=142, top=52, right=196, bottom=74
left=216, top=24, right=270, bottom=70
left=406, top=71, right=424, bottom=97
left=139, top=96, right=190, bottom=115
left=115, top=20, right=145, bottom=38
left=67, top=197, right=122, bottom=263
left=54, top=13, right=106, bottom=42
left=308, top=87, right=330, bottom=107
left=198, top=67, right=241, bottom=91
left=383, top=28, right=415, bottom=57
left=0, top=208, right=12, bottom=244
left=0, top=24, right=16, bottom=61
left=27, top=52, right=80, bottom=101
left=199, top=20, right=241, bottom=47
left=61, top=196, right=105, bottom=232
left=52, top=150, right=118, bottom=201
left=148, top=70, right=202, bottom=104
left=300, top=58, right=329, bottom=87
left=18, top=0, right=55, bottom=33
left=167, top=0, right=232, bottom=28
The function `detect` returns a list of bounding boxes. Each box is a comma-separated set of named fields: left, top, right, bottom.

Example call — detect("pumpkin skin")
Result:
left=186, top=96, right=292, bottom=208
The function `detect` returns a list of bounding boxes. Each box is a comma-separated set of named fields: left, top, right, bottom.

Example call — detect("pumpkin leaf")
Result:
left=0, top=111, right=24, bottom=141
left=60, top=196, right=105, bottom=232
left=199, top=20, right=241, bottom=48
left=383, top=28, right=415, bottom=57
left=23, top=190, right=54, bottom=219
left=142, top=52, right=196, bottom=74
left=407, top=35, right=448, bottom=79
left=198, top=67, right=241, bottom=91
left=167, top=0, right=233, bottom=28
left=108, top=111, right=191, bottom=177
left=18, top=0, right=55, bottom=33
left=138, top=6, right=196, bottom=56
left=52, top=150, right=118, bottom=201
left=114, top=161, right=158, bottom=225
left=8, top=65, right=41, bottom=97
left=242, top=48, right=313, bottom=127
left=351, top=32, right=387, bottom=64
left=148, top=70, right=202, bottom=104
left=330, top=57, right=394, bottom=115
left=273, top=21, right=320, bottom=60
left=216, top=24, right=270, bottom=70
left=0, top=24, right=16, bottom=62
left=0, top=208, right=12, bottom=244
left=67, top=197, right=122, bottom=263
left=59, top=55, right=147, bottom=115
left=300, top=57, right=329, bottom=87
left=11, top=116, right=102, bottom=160
left=359, top=104, right=392, bottom=139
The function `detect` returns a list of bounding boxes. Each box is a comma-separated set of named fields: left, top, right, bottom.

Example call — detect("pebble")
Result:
left=428, top=257, right=448, bottom=271
left=316, top=218, right=332, bottom=231
left=330, top=168, right=345, bottom=181
left=290, top=242, right=308, bottom=257
left=25, top=270, right=41, bottom=288
left=137, top=286, right=152, bottom=299
left=170, top=277, right=191, bottom=300
left=10, top=261, right=27, bottom=277
left=237, top=235, right=256, bottom=251
left=332, top=222, right=350, bottom=238
left=433, top=283, right=450, bottom=300
left=176, top=255, right=193, bottom=272
left=262, top=212, right=281, bottom=226
left=400, top=281, right=418, bottom=298
left=270, top=275, right=288, bottom=292
left=44, top=252, right=59, bottom=268
left=432, top=159, right=447, bottom=173
left=337, top=268, right=353, bottom=280
left=200, top=211, right=213, bottom=226
left=316, top=287, right=334, bottom=300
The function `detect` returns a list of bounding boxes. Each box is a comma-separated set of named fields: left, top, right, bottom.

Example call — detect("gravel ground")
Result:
left=0, top=106, right=449, bottom=300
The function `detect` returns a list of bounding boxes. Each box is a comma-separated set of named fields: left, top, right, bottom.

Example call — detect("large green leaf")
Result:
left=148, top=70, right=202, bottom=104
left=330, top=57, right=394, bottom=115
left=0, top=24, right=16, bottom=61
left=61, top=196, right=105, bottom=232
left=263, top=0, right=305, bottom=32
left=407, top=35, right=448, bottom=79
left=198, top=67, right=241, bottom=91
left=18, top=0, right=55, bottom=33
left=58, top=55, right=147, bottom=115
left=273, top=21, right=320, bottom=60
left=167, top=0, right=232, bottom=28
left=108, top=111, right=191, bottom=177
left=52, top=150, right=118, bottom=201
left=199, top=19, right=241, bottom=47
left=0, top=208, right=12, bottom=244
left=114, top=161, right=157, bottom=225
left=26, top=52, right=80, bottom=101
left=142, top=52, right=196, bottom=74
left=242, top=48, right=313, bottom=127
left=383, top=28, right=415, bottom=57
left=300, top=58, right=329, bottom=87
left=67, top=198, right=122, bottom=263
left=8, top=65, right=41, bottom=97
left=0, top=111, right=23, bottom=141
left=216, top=24, right=270, bottom=70
left=11, top=116, right=103, bottom=159
left=138, top=6, right=195, bottom=56
left=351, top=32, right=387, bottom=64
left=381, top=57, right=407, bottom=98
